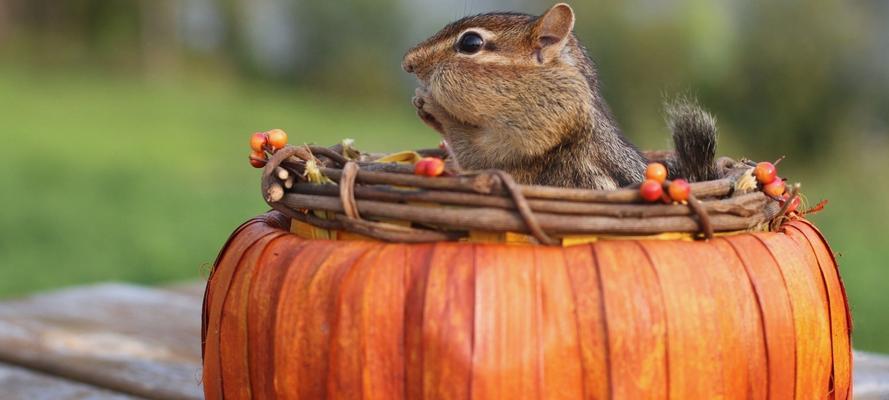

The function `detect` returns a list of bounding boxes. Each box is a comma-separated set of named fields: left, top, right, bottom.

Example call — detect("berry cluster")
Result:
left=754, top=161, right=799, bottom=212
left=639, top=163, right=690, bottom=203
left=248, top=129, right=288, bottom=168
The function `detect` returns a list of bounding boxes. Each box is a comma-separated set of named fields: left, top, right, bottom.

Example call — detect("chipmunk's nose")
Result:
left=402, top=51, right=418, bottom=74
left=402, top=47, right=428, bottom=75
left=402, top=60, right=415, bottom=73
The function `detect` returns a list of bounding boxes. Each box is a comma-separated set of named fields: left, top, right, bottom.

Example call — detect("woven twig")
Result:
left=277, top=191, right=778, bottom=235
left=288, top=183, right=768, bottom=218
left=339, top=162, right=361, bottom=220
left=486, top=169, right=557, bottom=245
left=285, top=208, right=464, bottom=242
left=261, top=144, right=786, bottom=244
left=686, top=194, right=714, bottom=239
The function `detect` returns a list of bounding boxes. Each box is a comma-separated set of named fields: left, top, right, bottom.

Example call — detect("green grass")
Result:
left=0, top=68, right=887, bottom=353
left=0, top=68, right=435, bottom=296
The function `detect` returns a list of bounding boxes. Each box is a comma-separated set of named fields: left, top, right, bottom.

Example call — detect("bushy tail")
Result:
left=665, top=97, right=718, bottom=182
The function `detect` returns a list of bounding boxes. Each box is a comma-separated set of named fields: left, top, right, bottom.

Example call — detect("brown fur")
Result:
left=403, top=3, right=714, bottom=189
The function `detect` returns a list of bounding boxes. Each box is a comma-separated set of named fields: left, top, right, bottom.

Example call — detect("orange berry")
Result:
left=640, top=179, right=664, bottom=202
left=645, top=162, right=668, bottom=183
left=763, top=177, right=786, bottom=197
left=754, top=161, right=777, bottom=184
left=250, top=132, right=268, bottom=152
left=266, top=129, right=288, bottom=150
left=249, top=150, right=267, bottom=168
left=668, top=179, right=691, bottom=202
left=414, top=157, right=445, bottom=177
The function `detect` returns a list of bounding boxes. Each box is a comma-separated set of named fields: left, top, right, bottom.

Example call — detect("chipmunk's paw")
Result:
left=417, top=108, right=444, bottom=134
left=413, top=87, right=445, bottom=134
left=411, top=92, right=426, bottom=109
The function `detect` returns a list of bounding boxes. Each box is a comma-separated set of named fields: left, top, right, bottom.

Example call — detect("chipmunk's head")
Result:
left=403, top=3, right=600, bottom=166
left=402, top=3, right=582, bottom=81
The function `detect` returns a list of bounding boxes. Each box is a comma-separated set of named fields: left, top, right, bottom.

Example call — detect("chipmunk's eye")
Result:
left=457, top=32, right=484, bottom=54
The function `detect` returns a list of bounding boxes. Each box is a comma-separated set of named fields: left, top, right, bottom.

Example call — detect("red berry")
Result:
left=249, top=150, right=267, bottom=168
left=414, top=157, right=445, bottom=177
left=754, top=161, right=777, bottom=184
left=668, top=179, right=691, bottom=202
left=640, top=179, right=664, bottom=202
left=250, top=132, right=268, bottom=152
left=266, top=129, right=288, bottom=150
left=763, top=177, right=786, bottom=197
left=645, top=162, right=668, bottom=183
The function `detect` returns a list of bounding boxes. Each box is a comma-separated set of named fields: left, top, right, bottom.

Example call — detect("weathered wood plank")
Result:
left=0, top=283, right=203, bottom=400
left=162, top=280, right=207, bottom=301
left=854, top=351, right=889, bottom=400
left=0, top=361, right=142, bottom=400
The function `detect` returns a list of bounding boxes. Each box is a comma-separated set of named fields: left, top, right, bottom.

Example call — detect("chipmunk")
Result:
left=402, top=3, right=718, bottom=189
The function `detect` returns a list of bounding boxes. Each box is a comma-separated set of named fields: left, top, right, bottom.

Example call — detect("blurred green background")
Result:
left=0, top=0, right=887, bottom=352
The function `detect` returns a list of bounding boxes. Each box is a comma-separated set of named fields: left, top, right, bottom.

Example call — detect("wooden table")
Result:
left=0, top=282, right=204, bottom=400
left=0, top=281, right=886, bottom=399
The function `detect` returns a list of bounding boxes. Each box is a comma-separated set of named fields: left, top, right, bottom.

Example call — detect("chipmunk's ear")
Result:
left=532, top=3, right=575, bottom=63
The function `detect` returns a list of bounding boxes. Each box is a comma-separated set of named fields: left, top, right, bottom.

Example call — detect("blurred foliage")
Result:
left=2, top=0, right=885, bottom=156
left=0, top=0, right=888, bottom=352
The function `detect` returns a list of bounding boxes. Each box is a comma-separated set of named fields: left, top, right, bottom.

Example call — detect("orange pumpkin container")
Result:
left=202, top=210, right=851, bottom=399
left=204, top=144, right=851, bottom=399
